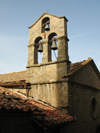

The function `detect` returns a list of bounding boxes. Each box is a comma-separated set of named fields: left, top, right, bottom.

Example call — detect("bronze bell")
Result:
left=45, top=24, right=50, bottom=31
left=51, top=40, right=58, bottom=50
left=38, top=43, right=43, bottom=52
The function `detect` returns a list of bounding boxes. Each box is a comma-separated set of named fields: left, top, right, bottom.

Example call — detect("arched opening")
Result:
left=91, top=97, right=98, bottom=119
left=34, top=37, right=43, bottom=64
left=48, top=33, right=58, bottom=62
left=96, top=125, right=100, bottom=133
left=42, top=17, right=50, bottom=33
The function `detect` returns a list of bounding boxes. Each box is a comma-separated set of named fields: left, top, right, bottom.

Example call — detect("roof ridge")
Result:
left=62, top=58, right=92, bottom=78
left=0, top=70, right=26, bottom=75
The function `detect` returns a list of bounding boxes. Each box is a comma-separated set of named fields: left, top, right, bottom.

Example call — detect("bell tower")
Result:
left=26, top=13, right=70, bottom=110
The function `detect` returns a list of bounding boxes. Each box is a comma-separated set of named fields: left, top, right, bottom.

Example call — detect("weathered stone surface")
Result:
left=27, top=14, right=69, bottom=66
left=65, top=82, right=100, bottom=133
left=29, top=82, right=68, bottom=108
left=69, top=62, right=100, bottom=89
left=27, top=61, right=69, bottom=84
left=26, top=13, right=70, bottom=109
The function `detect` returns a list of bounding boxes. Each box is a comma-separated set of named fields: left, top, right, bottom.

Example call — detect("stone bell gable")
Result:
left=26, top=13, right=70, bottom=109
left=27, top=13, right=69, bottom=66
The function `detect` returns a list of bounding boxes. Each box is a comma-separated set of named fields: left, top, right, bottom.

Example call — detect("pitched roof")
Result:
left=0, top=71, right=27, bottom=83
left=63, top=58, right=98, bottom=78
left=29, top=13, right=68, bottom=29
left=69, top=59, right=90, bottom=75
left=0, top=58, right=99, bottom=84
left=1, top=58, right=99, bottom=84
left=0, top=87, right=74, bottom=127
left=1, top=58, right=99, bottom=127
left=0, top=59, right=91, bottom=83
left=62, top=58, right=100, bottom=80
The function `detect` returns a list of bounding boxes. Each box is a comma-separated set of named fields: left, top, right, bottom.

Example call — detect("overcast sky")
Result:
left=0, top=0, right=100, bottom=74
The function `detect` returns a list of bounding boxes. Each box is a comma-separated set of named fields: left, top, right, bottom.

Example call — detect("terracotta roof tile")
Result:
left=0, top=58, right=93, bottom=85
left=63, top=58, right=92, bottom=78
left=0, top=87, right=74, bottom=127
left=0, top=71, right=27, bottom=83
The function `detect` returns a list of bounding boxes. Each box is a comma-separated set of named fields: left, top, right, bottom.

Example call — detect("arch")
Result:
left=48, top=32, right=57, bottom=40
left=41, top=17, right=50, bottom=33
left=91, top=97, right=98, bottom=120
left=35, top=36, right=42, bottom=44
left=34, top=37, right=43, bottom=64
left=96, top=125, right=100, bottom=133
left=48, top=32, right=58, bottom=62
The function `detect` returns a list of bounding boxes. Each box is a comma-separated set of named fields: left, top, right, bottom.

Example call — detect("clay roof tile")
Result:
left=0, top=87, right=75, bottom=127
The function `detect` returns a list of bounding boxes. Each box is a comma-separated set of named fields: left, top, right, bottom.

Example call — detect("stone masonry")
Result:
left=26, top=13, right=70, bottom=109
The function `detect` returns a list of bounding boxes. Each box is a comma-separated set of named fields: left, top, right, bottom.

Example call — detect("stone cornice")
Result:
left=27, top=36, right=69, bottom=48
left=26, top=59, right=71, bottom=68
left=27, top=44, right=35, bottom=47
left=27, top=40, right=48, bottom=47
left=57, top=36, right=69, bottom=41
left=27, top=80, right=68, bottom=85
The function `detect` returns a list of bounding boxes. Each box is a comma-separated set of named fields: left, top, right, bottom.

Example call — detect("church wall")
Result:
left=69, top=63, right=100, bottom=90
left=64, top=82, right=100, bottom=133
left=26, top=13, right=70, bottom=109
left=28, top=14, right=67, bottom=45
left=27, top=61, right=68, bottom=84
left=27, top=14, right=69, bottom=67
left=29, top=81, right=68, bottom=109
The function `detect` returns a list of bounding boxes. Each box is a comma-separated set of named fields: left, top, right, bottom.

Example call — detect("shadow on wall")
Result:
left=96, top=125, right=100, bottom=133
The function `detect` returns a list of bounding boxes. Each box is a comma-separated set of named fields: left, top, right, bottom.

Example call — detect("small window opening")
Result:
left=96, top=125, right=100, bottom=133
left=91, top=97, right=98, bottom=119
left=42, top=17, right=50, bottom=33
left=35, top=37, right=43, bottom=64
left=48, top=33, right=58, bottom=61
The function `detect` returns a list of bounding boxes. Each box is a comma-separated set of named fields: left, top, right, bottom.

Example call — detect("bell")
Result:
left=51, top=40, right=58, bottom=50
left=38, top=43, right=43, bottom=52
left=45, top=24, right=50, bottom=31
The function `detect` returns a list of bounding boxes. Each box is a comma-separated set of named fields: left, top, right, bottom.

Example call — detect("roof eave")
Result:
left=62, top=58, right=93, bottom=79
